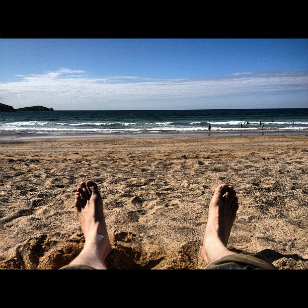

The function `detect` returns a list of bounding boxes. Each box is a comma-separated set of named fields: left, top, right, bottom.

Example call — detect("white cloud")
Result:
left=0, top=68, right=307, bottom=109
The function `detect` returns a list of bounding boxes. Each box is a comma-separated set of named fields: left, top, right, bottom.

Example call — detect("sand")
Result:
left=0, top=134, right=307, bottom=270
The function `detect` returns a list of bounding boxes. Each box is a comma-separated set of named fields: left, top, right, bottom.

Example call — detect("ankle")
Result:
left=203, top=241, right=235, bottom=264
left=202, top=232, right=234, bottom=263
left=72, top=240, right=110, bottom=269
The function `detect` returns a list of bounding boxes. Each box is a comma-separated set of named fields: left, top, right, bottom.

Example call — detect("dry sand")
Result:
left=0, top=135, right=307, bottom=270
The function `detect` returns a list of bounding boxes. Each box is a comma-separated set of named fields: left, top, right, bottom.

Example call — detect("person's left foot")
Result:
left=75, top=180, right=111, bottom=264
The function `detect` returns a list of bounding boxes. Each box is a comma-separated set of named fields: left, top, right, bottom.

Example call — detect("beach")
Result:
left=0, top=134, right=307, bottom=269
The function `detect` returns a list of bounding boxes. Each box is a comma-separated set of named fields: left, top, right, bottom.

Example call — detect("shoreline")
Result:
left=0, top=129, right=307, bottom=141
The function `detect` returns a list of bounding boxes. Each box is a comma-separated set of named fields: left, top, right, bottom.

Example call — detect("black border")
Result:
left=1, top=1, right=307, bottom=38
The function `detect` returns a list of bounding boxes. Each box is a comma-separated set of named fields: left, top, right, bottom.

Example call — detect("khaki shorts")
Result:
left=205, top=253, right=276, bottom=270
left=60, top=253, right=276, bottom=270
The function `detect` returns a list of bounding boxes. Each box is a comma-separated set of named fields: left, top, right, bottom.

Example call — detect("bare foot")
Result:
left=70, top=180, right=111, bottom=269
left=201, top=184, right=239, bottom=266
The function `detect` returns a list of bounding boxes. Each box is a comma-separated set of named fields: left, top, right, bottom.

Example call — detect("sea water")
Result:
left=0, top=108, right=307, bottom=139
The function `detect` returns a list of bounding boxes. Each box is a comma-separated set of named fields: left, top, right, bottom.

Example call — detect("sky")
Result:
left=0, top=39, right=307, bottom=110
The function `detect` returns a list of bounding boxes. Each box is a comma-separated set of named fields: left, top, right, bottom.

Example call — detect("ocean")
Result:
left=0, top=108, right=307, bottom=139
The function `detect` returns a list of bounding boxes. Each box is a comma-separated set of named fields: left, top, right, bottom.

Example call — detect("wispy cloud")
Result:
left=0, top=68, right=307, bottom=109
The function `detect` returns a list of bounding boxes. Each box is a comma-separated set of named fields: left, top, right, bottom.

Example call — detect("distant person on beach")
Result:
left=261, top=123, right=264, bottom=130
left=60, top=181, right=276, bottom=270
left=208, top=123, right=211, bottom=135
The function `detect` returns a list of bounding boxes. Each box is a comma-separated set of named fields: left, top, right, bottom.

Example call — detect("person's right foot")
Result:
left=74, top=180, right=111, bottom=267
left=201, top=184, right=239, bottom=265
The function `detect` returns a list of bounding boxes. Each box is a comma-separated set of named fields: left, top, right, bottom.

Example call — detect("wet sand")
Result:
left=0, top=135, right=307, bottom=269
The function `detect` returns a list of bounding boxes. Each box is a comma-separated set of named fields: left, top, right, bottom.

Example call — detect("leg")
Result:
left=201, top=183, right=238, bottom=266
left=201, top=184, right=276, bottom=270
left=61, top=180, right=111, bottom=269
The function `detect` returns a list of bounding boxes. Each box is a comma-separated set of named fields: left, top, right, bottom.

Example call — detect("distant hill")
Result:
left=0, top=103, right=54, bottom=112
left=16, top=106, right=54, bottom=111
left=0, top=103, right=15, bottom=112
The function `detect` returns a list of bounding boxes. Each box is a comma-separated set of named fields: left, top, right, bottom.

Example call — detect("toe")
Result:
left=80, top=182, right=91, bottom=200
left=79, top=181, right=86, bottom=188
left=75, top=192, right=82, bottom=212
left=231, top=196, right=239, bottom=210
left=86, top=180, right=99, bottom=195
left=77, top=186, right=86, bottom=200
left=226, top=189, right=236, bottom=202
left=215, top=183, right=229, bottom=196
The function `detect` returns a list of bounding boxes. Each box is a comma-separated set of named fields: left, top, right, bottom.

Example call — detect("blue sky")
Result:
left=0, top=39, right=307, bottom=110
